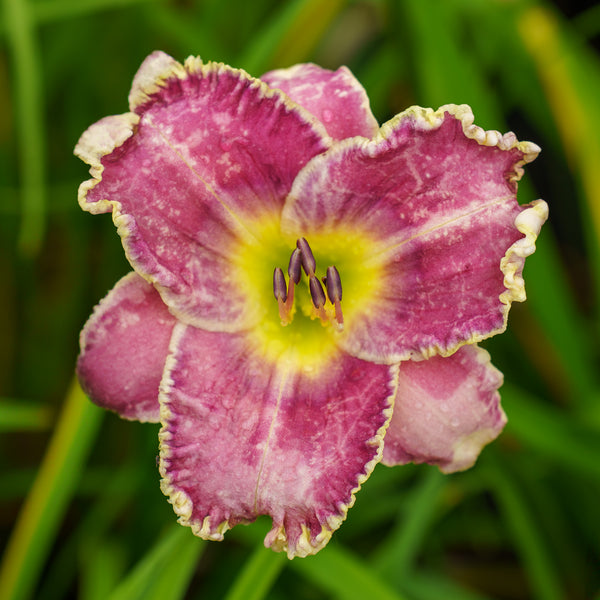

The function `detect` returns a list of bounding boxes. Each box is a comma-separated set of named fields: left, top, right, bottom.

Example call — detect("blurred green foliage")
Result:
left=1, top=0, right=599, bottom=599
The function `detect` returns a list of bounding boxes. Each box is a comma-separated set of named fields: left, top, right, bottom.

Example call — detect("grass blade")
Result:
left=223, top=545, right=286, bottom=600
left=372, top=468, right=445, bottom=582
left=399, top=0, right=499, bottom=127
left=2, top=0, right=46, bottom=255
left=230, top=520, right=406, bottom=600
left=241, top=0, right=346, bottom=74
left=401, top=570, right=492, bottom=600
left=32, top=0, right=160, bottom=23
left=291, top=544, right=407, bottom=600
left=0, top=380, right=103, bottom=600
left=0, top=399, right=53, bottom=431
left=501, top=383, right=600, bottom=479
left=518, top=4, right=600, bottom=302
left=107, top=525, right=203, bottom=600
left=484, top=456, right=563, bottom=600
left=80, top=540, right=126, bottom=600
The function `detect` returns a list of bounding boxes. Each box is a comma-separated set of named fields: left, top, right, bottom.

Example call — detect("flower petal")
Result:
left=75, top=51, right=331, bottom=331
left=281, top=105, right=548, bottom=362
left=77, top=272, right=176, bottom=422
left=382, top=345, right=505, bottom=473
left=262, top=63, right=379, bottom=140
left=159, top=324, right=396, bottom=558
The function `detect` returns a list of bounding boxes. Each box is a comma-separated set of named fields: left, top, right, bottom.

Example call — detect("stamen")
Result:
left=273, top=267, right=291, bottom=325
left=288, top=248, right=302, bottom=284
left=324, top=266, right=342, bottom=303
left=273, top=240, right=344, bottom=329
left=297, top=237, right=316, bottom=275
left=309, top=275, right=326, bottom=308
left=309, top=274, right=329, bottom=324
left=273, top=267, right=287, bottom=302
left=325, top=265, right=344, bottom=330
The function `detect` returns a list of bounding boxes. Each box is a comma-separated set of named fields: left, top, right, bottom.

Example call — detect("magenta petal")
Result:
left=282, top=105, right=548, bottom=362
left=159, top=325, right=396, bottom=557
left=262, top=63, right=379, bottom=140
left=77, top=272, right=177, bottom=422
left=382, top=345, right=506, bottom=473
left=75, top=52, right=331, bottom=330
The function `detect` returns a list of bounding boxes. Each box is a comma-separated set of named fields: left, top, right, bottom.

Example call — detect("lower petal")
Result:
left=159, top=325, right=397, bottom=557
left=382, top=345, right=506, bottom=473
left=77, top=272, right=176, bottom=422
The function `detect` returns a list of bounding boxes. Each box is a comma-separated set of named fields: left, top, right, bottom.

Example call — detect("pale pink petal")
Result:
left=262, top=63, right=379, bottom=140
left=382, top=345, right=505, bottom=473
left=75, top=51, right=331, bottom=331
left=159, top=324, right=397, bottom=558
left=281, top=104, right=548, bottom=362
left=77, top=272, right=176, bottom=422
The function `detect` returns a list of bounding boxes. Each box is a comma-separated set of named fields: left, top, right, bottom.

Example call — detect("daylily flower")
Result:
left=75, top=52, right=547, bottom=558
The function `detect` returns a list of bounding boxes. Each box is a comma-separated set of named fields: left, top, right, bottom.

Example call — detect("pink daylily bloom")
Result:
left=75, top=51, right=548, bottom=558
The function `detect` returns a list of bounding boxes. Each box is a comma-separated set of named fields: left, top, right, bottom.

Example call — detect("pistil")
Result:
left=296, top=238, right=316, bottom=275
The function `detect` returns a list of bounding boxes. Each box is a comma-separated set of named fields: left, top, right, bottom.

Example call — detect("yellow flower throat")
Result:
left=232, top=217, right=383, bottom=373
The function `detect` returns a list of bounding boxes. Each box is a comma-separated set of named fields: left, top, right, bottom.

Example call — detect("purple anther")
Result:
left=273, top=267, right=287, bottom=302
left=309, top=275, right=326, bottom=309
left=296, top=237, right=316, bottom=275
left=325, top=266, right=342, bottom=303
left=288, top=248, right=302, bottom=284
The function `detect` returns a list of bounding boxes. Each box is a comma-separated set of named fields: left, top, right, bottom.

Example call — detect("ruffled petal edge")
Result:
left=378, top=104, right=541, bottom=178
left=75, top=113, right=139, bottom=215
left=75, top=51, right=333, bottom=217
left=500, top=199, right=549, bottom=306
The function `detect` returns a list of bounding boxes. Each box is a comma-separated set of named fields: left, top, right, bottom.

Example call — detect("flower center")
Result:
left=273, top=238, right=344, bottom=331
left=229, top=216, right=384, bottom=373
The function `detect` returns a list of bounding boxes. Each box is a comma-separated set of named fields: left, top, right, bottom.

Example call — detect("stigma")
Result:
left=273, top=238, right=344, bottom=330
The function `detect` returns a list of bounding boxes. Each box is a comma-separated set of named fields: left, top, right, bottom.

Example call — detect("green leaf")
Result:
left=501, top=383, right=600, bottom=480
left=231, top=521, right=406, bottom=600
left=397, top=0, right=500, bottom=127
left=401, top=569, right=492, bottom=600
left=223, top=545, right=286, bottom=600
left=510, top=230, right=600, bottom=412
left=291, top=544, right=407, bottom=600
left=372, top=468, right=445, bottom=583
left=0, top=380, right=103, bottom=600
left=38, top=464, right=145, bottom=600
left=484, top=456, right=564, bottom=600
left=80, top=540, right=127, bottom=600
left=2, top=0, right=47, bottom=255
left=241, top=0, right=347, bottom=74
left=0, top=399, right=53, bottom=431
left=32, top=0, right=160, bottom=23
left=107, top=526, right=203, bottom=600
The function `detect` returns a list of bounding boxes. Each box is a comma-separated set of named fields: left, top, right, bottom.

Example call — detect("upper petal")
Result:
left=262, top=63, right=379, bottom=140
left=382, top=344, right=506, bottom=473
left=77, top=272, right=176, bottom=422
left=281, top=105, right=548, bottom=362
left=159, top=324, right=396, bottom=558
left=75, top=51, right=331, bottom=331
